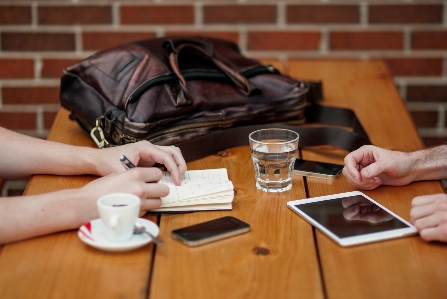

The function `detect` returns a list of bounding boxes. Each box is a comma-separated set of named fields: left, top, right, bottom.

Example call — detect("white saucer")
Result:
left=78, top=218, right=160, bottom=252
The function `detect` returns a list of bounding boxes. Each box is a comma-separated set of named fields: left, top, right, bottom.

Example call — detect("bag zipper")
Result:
left=115, top=100, right=308, bottom=145
left=124, top=65, right=277, bottom=108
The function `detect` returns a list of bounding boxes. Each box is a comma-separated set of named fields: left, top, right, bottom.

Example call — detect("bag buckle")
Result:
left=90, top=118, right=110, bottom=148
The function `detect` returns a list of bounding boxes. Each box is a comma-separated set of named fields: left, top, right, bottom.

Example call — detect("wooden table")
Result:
left=1, top=60, right=446, bottom=299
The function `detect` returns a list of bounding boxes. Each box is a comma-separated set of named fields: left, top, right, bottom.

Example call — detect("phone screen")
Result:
left=171, top=216, right=250, bottom=246
left=293, top=159, right=344, bottom=179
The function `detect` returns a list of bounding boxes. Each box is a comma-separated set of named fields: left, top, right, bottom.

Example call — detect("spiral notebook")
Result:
left=151, top=168, right=234, bottom=212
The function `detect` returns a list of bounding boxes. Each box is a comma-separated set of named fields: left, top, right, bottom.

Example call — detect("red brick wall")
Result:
left=0, top=0, right=446, bottom=146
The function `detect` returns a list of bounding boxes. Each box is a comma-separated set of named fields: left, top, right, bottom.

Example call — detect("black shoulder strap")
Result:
left=175, top=104, right=371, bottom=162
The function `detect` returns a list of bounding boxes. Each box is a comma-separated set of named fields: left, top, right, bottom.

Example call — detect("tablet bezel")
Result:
left=287, top=191, right=418, bottom=247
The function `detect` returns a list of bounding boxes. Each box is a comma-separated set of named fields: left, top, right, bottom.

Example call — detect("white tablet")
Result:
left=287, top=191, right=417, bottom=247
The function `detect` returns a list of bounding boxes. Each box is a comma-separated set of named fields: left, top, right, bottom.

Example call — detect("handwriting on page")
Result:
left=160, top=169, right=229, bottom=186
left=162, top=181, right=234, bottom=204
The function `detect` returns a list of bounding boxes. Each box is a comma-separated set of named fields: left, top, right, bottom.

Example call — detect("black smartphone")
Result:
left=171, top=216, right=250, bottom=247
left=293, top=159, right=344, bottom=180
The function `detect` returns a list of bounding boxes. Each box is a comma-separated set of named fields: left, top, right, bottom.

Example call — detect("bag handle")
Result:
left=163, top=39, right=254, bottom=101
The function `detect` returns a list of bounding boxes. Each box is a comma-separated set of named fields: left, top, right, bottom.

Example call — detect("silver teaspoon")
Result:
left=134, top=222, right=164, bottom=245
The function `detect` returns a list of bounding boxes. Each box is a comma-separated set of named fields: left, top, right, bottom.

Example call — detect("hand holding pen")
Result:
left=118, top=143, right=186, bottom=186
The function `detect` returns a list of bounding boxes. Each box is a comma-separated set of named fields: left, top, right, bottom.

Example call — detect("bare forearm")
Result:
left=0, top=188, right=98, bottom=244
left=0, top=127, right=98, bottom=178
left=411, top=145, right=447, bottom=181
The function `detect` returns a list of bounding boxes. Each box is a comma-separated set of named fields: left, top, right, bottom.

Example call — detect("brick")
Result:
left=164, top=31, right=239, bottom=44
left=383, top=58, right=443, bottom=77
left=2, top=87, right=60, bottom=105
left=287, top=5, right=359, bottom=24
left=409, top=111, right=438, bottom=127
left=330, top=31, right=403, bottom=50
left=38, top=6, right=112, bottom=25
left=407, top=85, right=447, bottom=102
left=369, top=5, right=442, bottom=24
left=412, top=31, right=447, bottom=50
left=1, top=32, right=75, bottom=52
left=204, top=5, right=276, bottom=24
left=0, top=59, right=34, bottom=78
left=0, top=112, right=36, bottom=130
left=0, top=6, right=31, bottom=24
left=83, top=32, right=156, bottom=51
left=44, top=111, right=58, bottom=129
left=41, top=58, right=82, bottom=78
left=422, top=137, right=446, bottom=147
left=121, top=5, right=194, bottom=25
left=248, top=31, right=320, bottom=51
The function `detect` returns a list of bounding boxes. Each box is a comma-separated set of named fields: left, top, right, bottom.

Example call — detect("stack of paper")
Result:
left=151, top=168, right=234, bottom=212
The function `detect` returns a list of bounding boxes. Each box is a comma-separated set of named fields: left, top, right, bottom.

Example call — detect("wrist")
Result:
left=64, top=187, right=99, bottom=228
left=75, top=147, right=102, bottom=176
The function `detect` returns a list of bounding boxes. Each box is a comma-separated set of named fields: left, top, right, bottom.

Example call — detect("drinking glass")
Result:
left=249, top=129, right=299, bottom=192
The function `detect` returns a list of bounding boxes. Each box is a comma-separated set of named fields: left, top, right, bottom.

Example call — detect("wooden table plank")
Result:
left=149, top=148, right=324, bottom=299
left=288, top=59, right=447, bottom=299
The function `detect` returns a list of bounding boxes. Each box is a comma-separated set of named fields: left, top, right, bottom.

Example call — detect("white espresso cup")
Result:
left=97, top=193, right=141, bottom=242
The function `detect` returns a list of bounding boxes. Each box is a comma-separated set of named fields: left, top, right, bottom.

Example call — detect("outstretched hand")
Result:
left=343, top=145, right=417, bottom=190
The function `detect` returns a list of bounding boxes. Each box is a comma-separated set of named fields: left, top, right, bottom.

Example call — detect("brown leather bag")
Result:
left=60, top=36, right=370, bottom=161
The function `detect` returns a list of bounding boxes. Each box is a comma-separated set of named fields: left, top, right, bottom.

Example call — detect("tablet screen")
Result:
left=294, top=194, right=409, bottom=238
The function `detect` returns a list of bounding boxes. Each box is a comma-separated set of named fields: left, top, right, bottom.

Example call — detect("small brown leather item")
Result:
left=60, top=36, right=370, bottom=162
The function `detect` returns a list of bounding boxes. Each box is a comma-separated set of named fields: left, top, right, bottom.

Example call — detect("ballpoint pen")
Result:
left=120, top=155, right=135, bottom=170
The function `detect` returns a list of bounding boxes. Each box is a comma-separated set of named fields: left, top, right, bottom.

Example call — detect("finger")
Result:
left=342, top=160, right=362, bottom=182
left=140, top=182, right=170, bottom=198
left=412, top=213, right=440, bottom=231
left=344, top=145, right=377, bottom=168
left=156, top=145, right=187, bottom=177
left=410, top=204, right=436, bottom=224
left=360, top=163, right=386, bottom=179
left=140, top=198, right=162, bottom=211
left=142, top=145, right=185, bottom=186
left=344, top=146, right=370, bottom=166
left=345, top=176, right=381, bottom=190
left=411, top=194, right=441, bottom=207
left=342, top=166, right=361, bottom=183
left=127, top=167, right=163, bottom=183
left=418, top=224, right=447, bottom=242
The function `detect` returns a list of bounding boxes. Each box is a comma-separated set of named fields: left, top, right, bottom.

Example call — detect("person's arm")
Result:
left=0, top=127, right=186, bottom=185
left=343, top=145, right=447, bottom=190
left=0, top=168, right=168, bottom=244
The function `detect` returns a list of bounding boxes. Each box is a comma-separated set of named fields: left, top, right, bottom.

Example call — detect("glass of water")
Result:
left=249, top=129, right=299, bottom=192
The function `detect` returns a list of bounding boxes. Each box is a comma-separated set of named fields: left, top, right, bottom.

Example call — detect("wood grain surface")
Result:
left=1, top=60, right=445, bottom=299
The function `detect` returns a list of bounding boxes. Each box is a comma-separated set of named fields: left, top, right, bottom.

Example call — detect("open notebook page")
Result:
left=159, top=168, right=229, bottom=186
left=153, top=168, right=234, bottom=211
